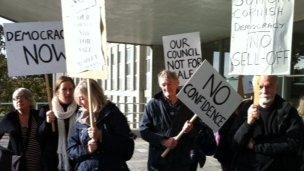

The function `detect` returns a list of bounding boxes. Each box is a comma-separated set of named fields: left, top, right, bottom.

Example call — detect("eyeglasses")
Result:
left=12, top=96, right=27, bottom=101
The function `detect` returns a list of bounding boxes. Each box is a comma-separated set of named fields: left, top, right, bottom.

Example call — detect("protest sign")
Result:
left=4, top=21, right=66, bottom=77
left=177, top=60, right=242, bottom=132
left=229, top=0, right=294, bottom=75
left=162, top=32, right=202, bottom=85
left=61, top=0, right=106, bottom=78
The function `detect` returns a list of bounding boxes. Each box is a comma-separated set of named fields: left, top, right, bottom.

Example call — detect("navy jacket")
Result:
left=140, top=91, right=216, bottom=170
left=67, top=102, right=134, bottom=171
left=67, top=121, right=99, bottom=171
left=233, top=95, right=304, bottom=171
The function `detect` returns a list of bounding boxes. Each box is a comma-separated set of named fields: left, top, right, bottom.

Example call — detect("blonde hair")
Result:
left=12, top=88, right=35, bottom=109
left=74, top=79, right=107, bottom=114
left=297, top=96, right=304, bottom=118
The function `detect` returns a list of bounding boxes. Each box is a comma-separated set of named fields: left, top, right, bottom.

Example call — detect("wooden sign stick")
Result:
left=253, top=76, right=260, bottom=105
left=161, top=114, right=198, bottom=158
left=237, top=75, right=244, bottom=97
left=44, top=74, right=56, bottom=132
left=87, top=79, right=94, bottom=128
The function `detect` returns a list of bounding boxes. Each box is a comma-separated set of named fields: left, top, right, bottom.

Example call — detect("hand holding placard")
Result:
left=161, top=114, right=198, bottom=158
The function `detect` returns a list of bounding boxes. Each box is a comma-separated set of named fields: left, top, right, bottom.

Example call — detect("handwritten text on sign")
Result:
left=178, top=60, right=242, bottom=132
left=4, top=21, right=66, bottom=77
left=229, top=0, right=294, bottom=75
left=61, top=0, right=104, bottom=75
left=163, top=32, right=202, bottom=85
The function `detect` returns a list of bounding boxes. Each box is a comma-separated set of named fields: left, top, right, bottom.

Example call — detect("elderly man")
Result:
left=233, top=75, right=304, bottom=170
left=140, top=70, right=216, bottom=171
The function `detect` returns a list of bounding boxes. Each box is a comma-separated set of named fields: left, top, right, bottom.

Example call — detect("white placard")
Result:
left=162, top=32, right=202, bottom=85
left=61, top=0, right=105, bottom=75
left=177, top=60, right=242, bottom=132
left=229, top=0, right=294, bottom=75
left=4, top=22, right=66, bottom=77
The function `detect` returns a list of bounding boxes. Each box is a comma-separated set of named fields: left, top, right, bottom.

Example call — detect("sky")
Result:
left=0, top=17, right=12, bottom=25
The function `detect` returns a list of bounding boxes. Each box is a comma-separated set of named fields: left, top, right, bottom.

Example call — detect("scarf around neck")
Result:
left=52, top=97, right=78, bottom=171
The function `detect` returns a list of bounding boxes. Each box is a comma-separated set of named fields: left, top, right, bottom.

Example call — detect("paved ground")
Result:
left=0, top=134, right=222, bottom=171
left=127, top=138, right=221, bottom=171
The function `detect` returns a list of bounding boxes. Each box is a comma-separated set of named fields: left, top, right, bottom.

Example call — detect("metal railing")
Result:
left=0, top=102, right=48, bottom=117
left=116, top=102, right=146, bottom=129
left=0, top=102, right=145, bottom=129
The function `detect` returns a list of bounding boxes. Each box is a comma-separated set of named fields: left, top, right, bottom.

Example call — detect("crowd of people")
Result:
left=0, top=72, right=304, bottom=171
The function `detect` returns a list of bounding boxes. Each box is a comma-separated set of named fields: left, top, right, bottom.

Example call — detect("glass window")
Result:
left=126, top=46, right=133, bottom=62
left=146, top=59, right=151, bottom=72
left=126, top=63, right=131, bottom=75
left=288, top=20, right=304, bottom=105
left=127, top=76, right=132, bottom=90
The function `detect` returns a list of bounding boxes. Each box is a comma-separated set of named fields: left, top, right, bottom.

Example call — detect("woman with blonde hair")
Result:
left=67, top=79, right=134, bottom=171
left=297, top=96, right=304, bottom=120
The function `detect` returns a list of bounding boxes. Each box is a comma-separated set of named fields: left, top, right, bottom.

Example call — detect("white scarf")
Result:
left=52, top=97, right=78, bottom=171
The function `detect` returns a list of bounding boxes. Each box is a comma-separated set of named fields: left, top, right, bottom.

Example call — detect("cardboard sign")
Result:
left=162, top=32, right=202, bottom=85
left=177, top=60, right=242, bottom=132
left=61, top=0, right=105, bottom=77
left=4, top=22, right=66, bottom=77
left=229, top=0, right=294, bottom=75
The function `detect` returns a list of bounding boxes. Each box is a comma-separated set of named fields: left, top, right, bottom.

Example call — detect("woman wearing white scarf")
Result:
left=39, top=76, right=78, bottom=171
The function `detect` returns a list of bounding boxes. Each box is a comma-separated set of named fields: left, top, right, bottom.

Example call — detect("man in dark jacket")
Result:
left=140, top=70, right=216, bottom=171
left=233, top=75, right=304, bottom=171
left=214, top=98, right=251, bottom=171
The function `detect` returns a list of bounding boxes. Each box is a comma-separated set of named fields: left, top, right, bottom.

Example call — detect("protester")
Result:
left=214, top=98, right=251, bottom=171
left=67, top=79, right=134, bottom=171
left=297, top=96, right=304, bottom=120
left=233, top=75, right=304, bottom=170
left=0, top=88, right=43, bottom=171
left=297, top=96, right=304, bottom=171
left=140, top=70, right=216, bottom=171
left=39, top=76, right=79, bottom=171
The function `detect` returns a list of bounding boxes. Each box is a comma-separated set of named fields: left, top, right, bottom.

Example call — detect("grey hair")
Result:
left=252, top=75, right=278, bottom=88
left=157, top=70, right=179, bottom=84
left=12, top=88, right=35, bottom=109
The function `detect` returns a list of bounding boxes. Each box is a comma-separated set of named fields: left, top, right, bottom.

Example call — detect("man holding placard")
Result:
left=139, top=70, right=216, bottom=171
left=233, top=75, right=304, bottom=170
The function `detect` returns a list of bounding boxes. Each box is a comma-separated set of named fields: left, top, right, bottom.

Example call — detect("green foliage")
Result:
left=0, top=24, right=48, bottom=117
left=0, top=25, right=4, bottom=54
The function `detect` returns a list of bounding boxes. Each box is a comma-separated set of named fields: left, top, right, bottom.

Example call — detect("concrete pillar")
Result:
left=151, top=45, right=164, bottom=96
left=136, top=45, right=147, bottom=128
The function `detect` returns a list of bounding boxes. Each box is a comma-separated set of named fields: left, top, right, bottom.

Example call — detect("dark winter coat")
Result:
left=67, top=121, right=99, bottom=171
left=233, top=95, right=304, bottom=171
left=0, top=109, right=43, bottom=170
left=39, top=106, right=60, bottom=171
left=214, top=99, right=251, bottom=171
left=140, top=91, right=216, bottom=170
left=39, top=105, right=78, bottom=171
left=67, top=102, right=134, bottom=171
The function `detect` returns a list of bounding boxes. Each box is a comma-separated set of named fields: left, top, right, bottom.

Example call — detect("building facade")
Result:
left=54, top=20, right=304, bottom=129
